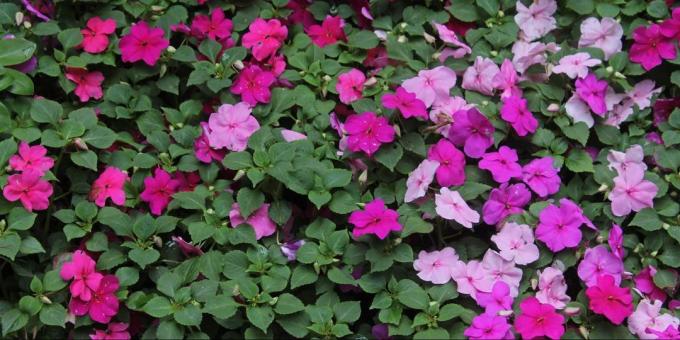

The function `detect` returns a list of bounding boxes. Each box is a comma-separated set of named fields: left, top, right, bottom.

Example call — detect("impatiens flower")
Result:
left=90, top=322, right=131, bottom=340
left=536, top=266, right=571, bottom=309
left=405, top=159, right=439, bottom=203
left=229, top=203, right=277, bottom=240
left=514, top=0, right=557, bottom=41
left=565, top=87, right=625, bottom=127
left=461, top=56, right=499, bottom=96
left=552, top=52, right=602, bottom=79
left=578, top=17, right=623, bottom=60
left=536, top=198, right=594, bottom=252
left=662, top=7, right=680, bottom=40
left=647, top=325, right=680, bottom=339
left=512, top=40, right=560, bottom=74
left=491, top=222, right=539, bottom=265
left=609, top=224, right=625, bottom=260
left=344, top=111, right=395, bottom=156
left=140, top=168, right=180, bottom=215
left=608, top=145, right=647, bottom=174
left=3, top=171, right=52, bottom=212
left=280, top=129, right=307, bottom=142
left=434, top=187, right=479, bottom=229
left=90, top=167, right=128, bottom=207
left=281, top=240, right=305, bottom=261
left=609, top=167, right=658, bottom=217
left=500, top=95, right=538, bottom=136
left=60, top=250, right=103, bottom=302
left=427, top=139, right=465, bottom=187
left=576, top=73, right=608, bottom=115
left=628, top=299, right=680, bottom=339
left=307, top=16, right=345, bottom=47
left=206, top=102, right=260, bottom=152
left=348, top=198, right=402, bottom=239
left=242, top=18, right=287, bottom=61
left=482, top=183, right=531, bottom=225
left=194, top=123, right=226, bottom=163
left=586, top=274, right=633, bottom=324
left=190, top=8, right=232, bottom=41
left=69, top=275, right=120, bottom=324
left=475, top=281, right=513, bottom=314
left=448, top=108, right=495, bottom=158
left=119, top=21, right=169, bottom=66
left=480, top=250, right=522, bottom=297
left=80, top=17, right=116, bottom=54
left=578, top=245, right=623, bottom=287
left=635, top=266, right=667, bottom=303
left=492, top=59, right=521, bottom=99
left=522, top=157, right=561, bottom=198
left=479, top=146, right=522, bottom=183
left=628, top=80, right=663, bottom=110
left=630, top=24, right=676, bottom=71
left=464, top=314, right=512, bottom=340
left=381, top=87, right=427, bottom=119
left=9, top=141, right=54, bottom=175
left=65, top=68, right=105, bottom=102
left=429, top=96, right=472, bottom=136
left=230, top=64, right=276, bottom=105
left=413, top=247, right=459, bottom=284
left=336, top=68, right=365, bottom=104
left=401, top=66, right=457, bottom=107
left=433, top=23, right=471, bottom=61
left=514, top=297, right=565, bottom=340
left=172, top=236, right=204, bottom=257
left=451, top=260, right=490, bottom=296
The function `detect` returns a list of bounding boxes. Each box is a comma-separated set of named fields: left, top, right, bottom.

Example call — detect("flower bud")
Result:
left=208, top=185, right=215, bottom=192
left=0, top=220, right=5, bottom=231
left=497, top=10, right=505, bottom=17
left=206, top=208, right=215, bottom=215
left=39, top=295, right=52, bottom=304
left=596, top=235, right=605, bottom=243
left=322, top=75, right=332, bottom=82
left=597, top=184, right=608, bottom=192
left=547, top=103, right=560, bottom=112
left=564, top=306, right=580, bottom=316
left=394, top=238, right=402, bottom=245
left=579, top=326, right=589, bottom=339
left=23, top=21, right=31, bottom=29
left=530, top=278, right=538, bottom=290
left=153, top=236, right=162, bottom=247
left=429, top=301, right=438, bottom=307
left=481, top=100, right=489, bottom=107
left=400, top=22, right=408, bottom=29
left=614, top=71, right=626, bottom=79
left=269, top=297, right=278, bottom=305
left=432, top=52, right=441, bottom=60
left=498, top=310, right=513, bottom=317
left=651, top=250, right=658, bottom=257
left=233, top=60, right=244, bottom=70
left=358, top=169, right=368, bottom=184
left=663, top=223, right=670, bottom=230
left=374, top=30, right=388, bottom=41
left=605, top=66, right=614, bottom=73
left=15, top=12, right=24, bottom=25
left=423, top=32, right=436, bottom=44
left=166, top=46, right=176, bottom=53
left=313, top=262, right=321, bottom=274
left=364, top=77, right=377, bottom=87
left=233, top=170, right=245, bottom=181
left=393, top=124, right=401, bottom=137
left=73, top=138, right=89, bottom=151
left=151, top=5, right=164, bottom=12
left=397, top=35, right=407, bottom=43
left=490, top=50, right=498, bottom=57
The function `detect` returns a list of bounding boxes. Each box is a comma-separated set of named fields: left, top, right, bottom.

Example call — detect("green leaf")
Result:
left=566, top=0, right=594, bottom=14
left=31, top=98, right=63, bottom=125
left=290, top=265, right=318, bottom=288
left=38, top=304, right=66, bottom=327
left=158, top=272, right=181, bottom=298
left=333, top=301, right=360, bottom=323
left=0, top=233, right=21, bottom=260
left=157, top=320, right=184, bottom=339
left=565, top=149, right=594, bottom=173
left=448, top=0, right=479, bottom=22
left=274, top=293, right=305, bottom=315
left=630, top=208, right=662, bottom=231
left=144, top=296, right=173, bottom=317
left=223, top=151, right=253, bottom=170
left=375, top=144, right=403, bottom=171
left=308, top=190, right=331, bottom=209
left=647, top=0, right=668, bottom=18
left=322, top=169, right=352, bottom=189
left=329, top=191, right=358, bottom=214
left=246, top=306, right=274, bottom=333
left=18, top=296, right=41, bottom=316
left=0, top=139, right=17, bottom=169
left=414, top=328, right=449, bottom=339
left=347, top=30, right=379, bottom=49
left=561, top=123, right=589, bottom=146
left=198, top=39, right=223, bottom=63
left=19, top=236, right=45, bottom=255
left=204, top=295, right=238, bottom=319
left=1, top=309, right=28, bottom=336
left=476, top=0, right=499, bottom=16
left=174, top=304, right=202, bottom=326
left=57, top=28, right=83, bottom=50
left=672, top=71, right=680, bottom=88
left=237, top=188, right=264, bottom=218
left=397, top=280, right=429, bottom=310
left=83, top=126, right=117, bottom=149
left=8, top=208, right=36, bottom=231
left=129, top=247, right=160, bottom=269
left=385, top=36, right=412, bottom=62
left=115, top=267, right=140, bottom=287
left=70, top=150, right=98, bottom=171
left=0, top=38, right=36, bottom=66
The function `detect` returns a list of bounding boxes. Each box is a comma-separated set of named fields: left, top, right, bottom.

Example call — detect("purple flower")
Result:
left=447, top=108, right=495, bottom=158
left=280, top=240, right=305, bottom=261
left=482, top=183, right=531, bottom=225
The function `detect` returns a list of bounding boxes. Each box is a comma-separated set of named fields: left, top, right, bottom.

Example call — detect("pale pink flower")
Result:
left=512, top=40, right=560, bottom=74
left=451, top=260, right=489, bottom=297
left=462, top=56, right=499, bottom=96
left=628, top=299, right=680, bottom=339
left=434, top=23, right=471, bottom=61
left=514, top=0, right=557, bottom=41
left=336, top=68, right=365, bottom=104
left=479, top=250, right=522, bottom=297
left=607, top=145, right=647, bottom=175
left=609, top=224, right=625, bottom=260
left=552, top=53, right=602, bottom=79
left=281, top=129, right=307, bottom=142
left=229, top=203, right=276, bottom=240
left=206, top=102, right=260, bottom=152
left=609, top=166, right=658, bottom=217
left=434, top=187, right=479, bottom=229
left=627, top=80, right=662, bottom=110
left=536, top=266, right=570, bottom=309
left=578, top=17, right=623, bottom=60
left=404, top=159, right=439, bottom=203
left=402, top=66, right=457, bottom=107
left=413, top=247, right=459, bottom=284
left=491, top=222, right=539, bottom=265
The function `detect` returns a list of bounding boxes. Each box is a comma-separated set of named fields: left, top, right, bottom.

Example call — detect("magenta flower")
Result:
left=89, top=167, right=128, bottom=207
left=348, top=199, right=402, bottom=240
left=609, top=224, right=625, bottom=259
left=381, top=87, right=427, bottom=119
left=461, top=56, right=499, bottom=96
left=344, top=112, right=395, bottom=156
left=586, top=275, right=633, bottom=325
left=90, top=322, right=131, bottom=340
left=69, top=274, right=120, bottom=324
left=552, top=52, right=601, bottom=79
left=447, top=108, right=495, bottom=158
left=140, top=168, right=180, bottom=216
left=630, top=24, right=676, bottom=71
left=230, top=64, right=276, bottom=105
left=229, top=203, right=277, bottom=240
left=536, top=267, right=570, bottom=309
left=662, top=8, right=680, bottom=40
left=119, top=21, right=169, bottom=66
left=190, top=8, right=232, bottom=41
left=578, top=245, right=623, bottom=287
left=336, top=68, right=365, bottom=104
left=464, top=313, right=512, bottom=340
left=81, top=17, right=116, bottom=54
left=514, top=0, right=556, bottom=41
left=575, top=73, right=608, bottom=116
left=634, top=266, right=667, bottom=303
left=646, top=325, right=680, bottom=340
left=401, top=66, right=457, bottom=107
left=578, top=17, right=623, bottom=60
left=206, top=102, right=260, bottom=152
left=492, top=59, right=520, bottom=99
left=65, top=68, right=105, bottom=103
left=413, top=247, right=459, bottom=284
left=194, top=123, right=226, bottom=164
left=491, top=222, right=539, bottom=265
left=9, top=141, right=54, bottom=175
left=522, top=157, right=560, bottom=198
left=60, top=250, right=103, bottom=302
left=500, top=95, right=538, bottom=136
left=609, top=167, right=658, bottom=217
left=514, top=296, right=565, bottom=340
left=479, top=146, right=522, bottom=183
left=3, top=171, right=52, bottom=212
left=434, top=188, right=479, bottom=229
left=242, top=18, right=287, bottom=61
left=475, top=281, right=513, bottom=314
left=427, top=139, right=465, bottom=187
left=307, top=16, right=345, bottom=47
left=172, top=236, right=204, bottom=257
left=482, top=183, right=531, bottom=225
left=535, top=198, right=594, bottom=252
left=405, top=159, right=438, bottom=203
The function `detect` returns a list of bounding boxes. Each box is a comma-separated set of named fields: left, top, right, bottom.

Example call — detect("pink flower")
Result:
left=451, top=260, right=489, bottom=297
left=635, top=266, right=667, bottom=303
left=194, top=123, right=226, bottom=163
left=631, top=24, right=677, bottom=71
left=280, top=240, right=304, bottom=261
left=500, top=95, right=538, bottom=136
left=536, top=267, right=570, bottom=309
left=9, top=142, right=54, bottom=175
left=482, top=183, right=531, bottom=225
left=172, top=236, right=204, bottom=257
left=60, top=250, right=103, bottom=302
left=609, top=224, right=625, bottom=260
left=427, top=139, right=465, bottom=186
left=3, top=171, right=52, bottom=212
left=608, top=145, right=646, bottom=175
left=628, top=299, right=680, bottom=339
left=575, top=73, right=608, bottom=115
left=578, top=245, right=623, bottom=287
left=492, top=59, right=521, bottom=99
left=475, top=281, right=513, bottom=314
left=81, top=17, right=116, bottom=54
left=536, top=198, right=594, bottom=252
left=464, top=314, right=512, bottom=340
left=434, top=23, right=471, bottom=61
left=229, top=203, right=276, bottom=240
left=479, top=146, right=522, bottom=183
left=402, top=66, right=457, bottom=107
left=448, top=108, right=495, bottom=158
left=514, top=0, right=557, bottom=41
left=429, top=96, right=472, bottom=136
left=381, top=87, right=427, bottom=119
left=405, top=159, right=439, bottom=203
left=512, top=40, right=560, bottom=74
left=65, top=68, right=105, bottom=102
left=586, top=274, right=633, bottom=324
left=461, top=56, right=499, bottom=96
left=552, top=52, right=602, bottom=79
left=609, top=167, right=658, bottom=217
left=627, top=80, right=662, bottom=110
left=280, top=129, right=307, bottom=142
left=69, top=275, right=120, bottom=324
left=242, top=18, right=287, bottom=61
left=206, top=102, right=260, bottom=152
left=514, top=297, right=565, bottom=340
left=344, top=111, right=395, bottom=156
left=480, top=250, right=522, bottom=297
left=578, top=17, right=623, bottom=60
left=662, top=7, right=680, bottom=40
left=230, top=64, right=276, bottom=105
left=522, top=157, right=560, bottom=198
left=565, top=87, right=625, bottom=127
left=140, top=168, right=180, bottom=215
left=90, top=167, right=128, bottom=207
left=491, top=222, right=539, bottom=265
left=119, top=21, right=169, bottom=66
left=90, top=323, right=130, bottom=340
left=336, top=68, right=365, bottom=104
left=413, top=247, right=459, bottom=284
left=190, top=8, right=232, bottom=41
left=348, top=198, right=402, bottom=240
left=435, top=188, right=479, bottom=229
left=307, top=16, right=345, bottom=47
left=646, top=325, right=680, bottom=340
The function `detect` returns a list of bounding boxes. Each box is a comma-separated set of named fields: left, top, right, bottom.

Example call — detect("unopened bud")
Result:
left=322, top=75, right=332, bottom=82
left=233, top=60, right=244, bottom=70
left=429, top=301, right=438, bottom=307
left=497, top=10, right=505, bottom=18
left=233, top=170, right=245, bottom=181
left=394, top=238, right=402, bottom=245
left=313, top=262, right=321, bottom=274
left=169, top=125, right=175, bottom=132
left=605, top=66, right=614, bottom=73
left=423, top=32, right=436, bottom=44
left=358, top=169, right=368, bottom=184
left=397, top=35, right=407, bottom=43
left=374, top=30, right=387, bottom=41
left=73, top=138, right=88, bottom=151
left=393, top=124, right=401, bottom=137
left=481, top=100, right=489, bottom=106
left=166, top=46, right=176, bottom=53
left=547, top=103, right=560, bottom=112
left=232, top=285, right=240, bottom=296
left=490, top=50, right=498, bottom=57
left=15, top=12, right=24, bottom=25
left=663, top=223, right=670, bottom=230
left=531, top=278, right=538, bottom=290
left=651, top=250, right=658, bottom=257
left=498, top=310, right=513, bottom=317
left=206, top=208, right=215, bottom=215
left=597, top=184, right=608, bottom=192
left=364, top=77, right=377, bottom=86
left=23, top=21, right=31, bottom=29
left=614, top=71, right=626, bottom=79
left=39, top=295, right=52, bottom=304
left=596, top=235, right=605, bottom=243
left=151, top=15, right=160, bottom=21
left=565, top=306, right=580, bottom=316
left=432, top=52, right=441, bottom=60
left=269, top=297, right=278, bottom=305
left=400, top=22, right=407, bottom=29
left=151, top=5, right=164, bottom=12
left=633, top=244, right=643, bottom=253
left=0, top=220, right=5, bottom=230
left=208, top=185, right=215, bottom=192
left=579, top=326, right=589, bottom=339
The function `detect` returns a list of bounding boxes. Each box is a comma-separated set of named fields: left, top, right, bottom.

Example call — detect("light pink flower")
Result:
left=577, top=245, right=623, bottom=287
left=608, top=145, right=647, bottom=175
left=413, top=247, right=459, bottom=284
left=514, top=0, right=557, bottom=41
left=578, top=17, right=623, bottom=60
left=90, top=322, right=130, bottom=340
left=630, top=24, right=676, bottom=71
left=3, top=170, right=53, bottom=212
left=522, top=157, right=561, bottom=198
left=478, top=146, right=523, bottom=183
left=206, top=102, right=260, bottom=152
left=281, top=129, right=307, bottom=142
left=402, top=66, right=457, bottom=107
left=464, top=314, right=512, bottom=340
left=229, top=203, right=277, bottom=240
left=475, top=281, right=513, bottom=315
left=140, top=168, right=180, bottom=216
left=68, top=275, right=119, bottom=324
left=348, top=198, right=401, bottom=239
left=448, top=108, right=495, bottom=158
left=480, top=250, right=522, bottom=297
left=491, top=222, right=539, bottom=265
left=552, top=53, right=602, bottom=79
left=536, top=266, right=570, bottom=309
left=628, top=299, right=680, bottom=339
left=242, top=18, right=287, bottom=61
left=462, top=56, right=499, bottom=96
left=536, top=198, right=594, bottom=252
left=381, top=87, right=428, bottom=119
left=9, top=142, right=54, bottom=175
left=307, top=16, right=345, bottom=47
left=482, top=183, right=531, bottom=225
left=609, top=224, right=625, bottom=260
left=628, top=80, right=662, bottom=110
left=435, top=188, right=479, bottom=229
left=60, top=250, right=103, bottom=302
left=230, top=64, right=276, bottom=105
left=514, top=296, right=565, bottom=340
left=492, top=59, right=521, bottom=99
left=336, top=68, right=365, bottom=104
left=609, top=166, right=658, bottom=217
left=604, top=100, right=636, bottom=127
left=500, top=95, right=538, bottom=136
left=405, top=159, right=439, bottom=203
left=344, top=111, right=395, bottom=156
left=119, top=21, right=169, bottom=66
left=90, top=167, right=128, bottom=207
left=434, top=22, right=472, bottom=61
left=427, top=139, right=466, bottom=186
left=451, top=260, right=489, bottom=297
left=65, top=68, right=105, bottom=102
left=81, top=17, right=116, bottom=54
left=512, top=40, right=560, bottom=74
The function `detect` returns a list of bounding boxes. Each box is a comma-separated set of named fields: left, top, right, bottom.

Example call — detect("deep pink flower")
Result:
left=194, top=123, right=226, bottom=163
left=586, top=274, right=633, bottom=325
left=500, top=95, right=537, bottom=136
left=3, top=171, right=52, bottom=212
left=609, top=166, right=658, bottom=217
left=344, top=112, right=395, bottom=156
left=475, top=281, right=513, bottom=314
left=206, top=102, right=260, bottom=152
left=662, top=8, right=680, bottom=40
left=635, top=266, right=667, bottom=303
left=307, top=16, right=345, bottom=47
left=461, top=56, right=499, bottom=96
left=630, top=24, right=677, bottom=71
left=578, top=245, right=624, bottom=287
left=447, top=108, right=495, bottom=158
left=482, top=183, right=531, bottom=225
left=429, top=96, right=471, bottom=136
left=336, top=69, right=365, bottom=104
left=609, top=224, right=625, bottom=259
left=401, top=66, right=457, bottom=107
left=491, top=222, right=539, bottom=265
left=381, top=87, right=427, bottom=119
left=479, top=146, right=522, bottom=183
left=190, top=8, right=232, bottom=41
left=286, top=0, right=315, bottom=28
left=81, top=17, right=116, bottom=54
left=9, top=142, right=54, bottom=175
left=140, top=168, right=180, bottom=215
left=65, top=68, right=104, bottom=103
left=119, top=21, right=169, bottom=66
left=69, top=275, right=120, bottom=324
left=514, top=297, right=565, bottom=340
left=90, top=167, right=128, bottom=207
left=413, top=247, right=459, bottom=284
left=172, top=236, right=204, bottom=257
left=575, top=73, right=609, bottom=116
left=492, top=59, right=521, bottom=99
left=522, top=157, right=561, bottom=198
left=536, top=267, right=570, bottom=309
left=646, top=325, right=680, bottom=339
left=536, top=198, right=594, bottom=252
left=60, top=250, right=103, bottom=302
left=464, top=314, right=512, bottom=340
left=242, top=18, right=287, bottom=61
left=229, top=203, right=277, bottom=240
left=427, top=139, right=465, bottom=186
left=230, top=64, right=276, bottom=105
left=349, top=199, right=401, bottom=240
left=405, top=159, right=438, bottom=203
left=90, top=322, right=131, bottom=340
left=434, top=188, right=479, bottom=229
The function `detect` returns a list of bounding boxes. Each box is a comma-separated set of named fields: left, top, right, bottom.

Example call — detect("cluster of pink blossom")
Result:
left=607, top=145, right=658, bottom=216
left=2, top=142, right=54, bottom=211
